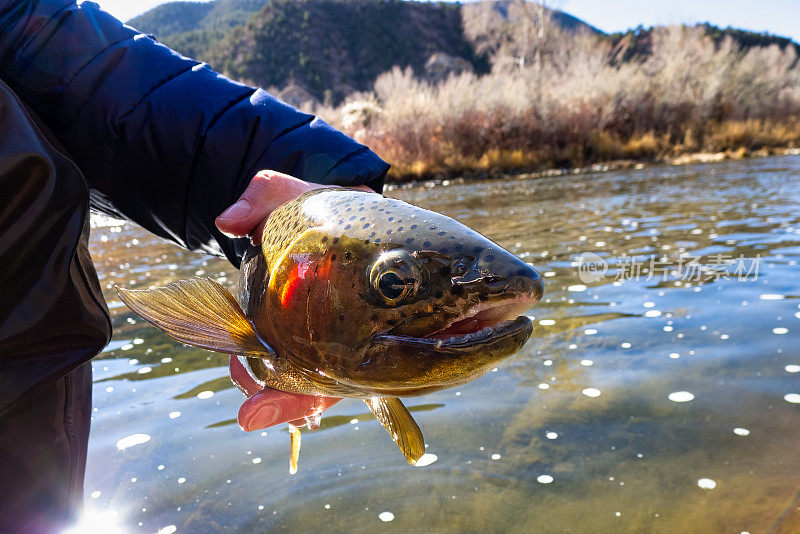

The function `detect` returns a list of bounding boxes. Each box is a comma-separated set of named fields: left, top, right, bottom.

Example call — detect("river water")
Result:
left=83, top=156, right=800, bottom=533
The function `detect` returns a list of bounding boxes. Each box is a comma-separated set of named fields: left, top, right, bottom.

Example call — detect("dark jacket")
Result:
left=0, top=0, right=389, bottom=417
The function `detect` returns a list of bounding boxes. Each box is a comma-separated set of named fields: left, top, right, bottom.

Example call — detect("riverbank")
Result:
left=382, top=143, right=800, bottom=189
left=361, top=115, right=800, bottom=184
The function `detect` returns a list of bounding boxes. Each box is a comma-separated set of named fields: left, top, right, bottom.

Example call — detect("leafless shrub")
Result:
left=310, top=15, right=800, bottom=179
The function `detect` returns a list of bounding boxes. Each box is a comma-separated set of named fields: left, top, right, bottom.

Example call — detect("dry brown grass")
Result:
left=306, top=21, right=800, bottom=180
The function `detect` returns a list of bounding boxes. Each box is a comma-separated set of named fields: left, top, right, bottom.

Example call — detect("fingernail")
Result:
left=246, top=403, right=281, bottom=430
left=218, top=198, right=252, bottom=220
left=219, top=229, right=247, bottom=239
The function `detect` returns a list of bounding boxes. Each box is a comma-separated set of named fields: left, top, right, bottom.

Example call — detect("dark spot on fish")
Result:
left=454, top=243, right=463, bottom=251
left=344, top=252, right=352, bottom=260
left=333, top=237, right=339, bottom=244
left=344, top=224, right=351, bottom=230
left=331, top=254, right=337, bottom=261
left=411, top=224, right=417, bottom=229
left=364, top=239, right=370, bottom=244
left=439, top=247, right=449, bottom=253
left=321, top=236, right=328, bottom=243
left=430, top=226, right=436, bottom=230
left=349, top=216, right=356, bottom=221
left=449, top=235, right=455, bottom=239
left=388, top=217, right=394, bottom=222
left=474, top=246, right=484, bottom=254
left=438, top=231, right=446, bottom=236
left=363, top=223, right=370, bottom=229
left=406, top=238, right=414, bottom=243
left=370, top=231, right=376, bottom=237
left=375, top=238, right=381, bottom=243
left=386, top=230, right=392, bottom=235
left=485, top=254, right=495, bottom=262
left=423, top=241, right=431, bottom=248
left=360, top=216, right=366, bottom=221
left=398, top=226, right=404, bottom=231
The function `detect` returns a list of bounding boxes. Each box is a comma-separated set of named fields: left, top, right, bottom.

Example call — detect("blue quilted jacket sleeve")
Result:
left=0, top=0, right=389, bottom=266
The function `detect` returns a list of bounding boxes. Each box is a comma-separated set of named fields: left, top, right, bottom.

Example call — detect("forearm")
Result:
left=0, top=0, right=388, bottom=266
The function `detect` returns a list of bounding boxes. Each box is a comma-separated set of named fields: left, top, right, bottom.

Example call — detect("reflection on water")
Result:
left=85, top=156, right=800, bottom=532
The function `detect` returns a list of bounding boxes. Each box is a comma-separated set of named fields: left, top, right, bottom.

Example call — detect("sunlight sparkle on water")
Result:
left=378, top=512, right=395, bottom=522
left=733, top=428, right=750, bottom=436
left=156, top=526, right=177, bottom=534
left=645, top=310, right=662, bottom=317
left=773, top=327, right=789, bottom=335
left=785, top=393, right=800, bottom=404
left=537, top=475, right=554, bottom=484
left=584, top=328, right=597, bottom=335
left=568, top=285, right=587, bottom=292
left=582, top=388, right=602, bottom=398
left=169, top=411, right=181, bottom=419
left=760, top=294, right=785, bottom=300
left=414, top=453, right=438, bottom=467
left=546, top=432, right=558, bottom=439
left=491, top=453, right=502, bottom=460
left=116, top=433, right=151, bottom=450
left=697, top=478, right=717, bottom=489
left=63, top=509, right=124, bottom=534
left=197, top=391, right=214, bottom=399
left=668, top=391, right=694, bottom=402
left=785, top=365, right=800, bottom=373
left=539, top=319, right=555, bottom=326
left=580, top=359, right=594, bottom=366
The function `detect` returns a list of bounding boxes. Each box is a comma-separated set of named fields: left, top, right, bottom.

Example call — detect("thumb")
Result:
left=215, top=170, right=318, bottom=239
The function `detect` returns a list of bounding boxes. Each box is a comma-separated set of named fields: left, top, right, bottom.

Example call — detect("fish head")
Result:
left=253, top=189, right=543, bottom=397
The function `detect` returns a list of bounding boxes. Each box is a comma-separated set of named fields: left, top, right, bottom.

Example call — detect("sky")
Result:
left=97, top=0, right=800, bottom=44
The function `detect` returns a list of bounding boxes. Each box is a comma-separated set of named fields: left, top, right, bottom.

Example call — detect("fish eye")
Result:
left=369, top=250, right=421, bottom=306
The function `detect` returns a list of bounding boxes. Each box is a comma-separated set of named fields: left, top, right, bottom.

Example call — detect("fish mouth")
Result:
left=374, top=300, right=533, bottom=351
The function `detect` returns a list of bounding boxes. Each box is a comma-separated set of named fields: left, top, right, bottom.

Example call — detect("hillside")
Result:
left=128, top=0, right=598, bottom=102
left=128, top=0, right=266, bottom=59
left=609, top=23, right=800, bottom=63
left=128, top=0, right=800, bottom=106
left=208, top=0, right=487, bottom=101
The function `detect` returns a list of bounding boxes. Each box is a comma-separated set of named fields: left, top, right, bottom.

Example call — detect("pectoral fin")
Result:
left=117, top=278, right=270, bottom=358
left=365, top=397, right=425, bottom=465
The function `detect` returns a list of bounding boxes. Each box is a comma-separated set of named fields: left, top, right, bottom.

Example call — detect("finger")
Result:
left=237, top=388, right=342, bottom=431
left=229, top=355, right=262, bottom=397
left=215, top=170, right=322, bottom=239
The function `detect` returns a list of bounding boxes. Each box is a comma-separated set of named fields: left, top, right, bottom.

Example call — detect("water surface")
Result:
left=85, top=156, right=800, bottom=533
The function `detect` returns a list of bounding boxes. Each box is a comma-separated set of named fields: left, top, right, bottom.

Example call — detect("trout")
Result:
left=118, top=188, right=543, bottom=471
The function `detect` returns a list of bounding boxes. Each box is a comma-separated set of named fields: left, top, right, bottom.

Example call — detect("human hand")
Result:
left=215, top=169, right=374, bottom=243
left=229, top=355, right=341, bottom=431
